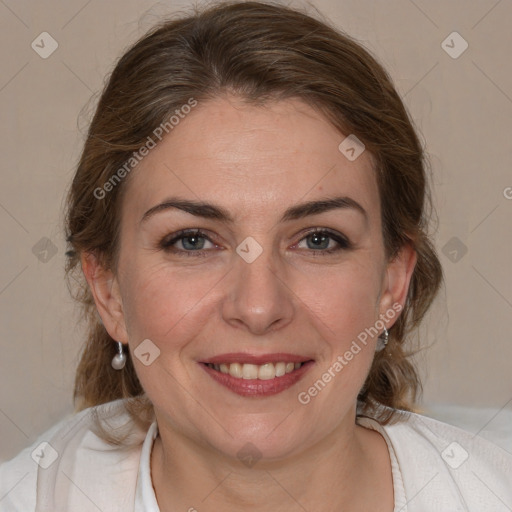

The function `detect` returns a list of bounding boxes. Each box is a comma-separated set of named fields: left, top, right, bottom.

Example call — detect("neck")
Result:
left=150, top=410, right=392, bottom=512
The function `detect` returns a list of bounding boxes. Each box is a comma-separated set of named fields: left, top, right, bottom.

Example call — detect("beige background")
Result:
left=1, top=0, right=511, bottom=462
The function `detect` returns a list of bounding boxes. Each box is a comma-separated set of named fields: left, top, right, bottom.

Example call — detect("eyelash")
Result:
left=159, top=228, right=352, bottom=257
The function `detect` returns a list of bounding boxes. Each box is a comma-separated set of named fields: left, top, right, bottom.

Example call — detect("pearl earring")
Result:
left=111, top=341, right=127, bottom=370
left=375, top=327, right=389, bottom=352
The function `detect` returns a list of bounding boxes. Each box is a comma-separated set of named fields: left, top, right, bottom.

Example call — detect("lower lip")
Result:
left=199, top=361, right=314, bottom=397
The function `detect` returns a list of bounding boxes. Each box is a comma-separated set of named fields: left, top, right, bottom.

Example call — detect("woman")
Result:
left=1, top=1, right=510, bottom=510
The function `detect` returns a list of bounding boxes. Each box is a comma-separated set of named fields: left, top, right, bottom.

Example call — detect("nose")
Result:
left=221, top=244, right=295, bottom=335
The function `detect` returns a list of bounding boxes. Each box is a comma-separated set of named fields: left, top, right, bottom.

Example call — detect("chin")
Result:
left=200, top=413, right=320, bottom=465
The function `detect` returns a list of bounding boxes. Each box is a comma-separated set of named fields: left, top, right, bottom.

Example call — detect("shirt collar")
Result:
left=134, top=420, right=160, bottom=511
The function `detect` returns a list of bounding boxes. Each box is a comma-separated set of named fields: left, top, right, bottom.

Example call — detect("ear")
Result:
left=81, top=252, right=129, bottom=345
left=378, top=243, right=417, bottom=325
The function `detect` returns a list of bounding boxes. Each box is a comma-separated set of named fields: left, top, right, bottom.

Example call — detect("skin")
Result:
left=83, top=95, right=416, bottom=511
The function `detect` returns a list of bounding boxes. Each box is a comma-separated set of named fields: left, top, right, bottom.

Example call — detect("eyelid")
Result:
left=159, top=226, right=352, bottom=255
left=160, top=228, right=217, bottom=249
left=293, top=227, right=352, bottom=251
left=296, top=226, right=350, bottom=242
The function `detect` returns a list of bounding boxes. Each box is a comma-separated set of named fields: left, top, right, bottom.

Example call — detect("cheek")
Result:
left=299, top=259, right=383, bottom=390
left=301, top=260, right=382, bottom=333
left=118, top=263, right=220, bottom=400
left=293, top=268, right=383, bottom=425
left=120, top=251, right=384, bottom=344
left=119, top=260, right=222, bottom=344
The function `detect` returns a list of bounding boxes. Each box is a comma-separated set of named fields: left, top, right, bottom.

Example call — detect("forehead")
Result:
left=121, top=95, right=379, bottom=225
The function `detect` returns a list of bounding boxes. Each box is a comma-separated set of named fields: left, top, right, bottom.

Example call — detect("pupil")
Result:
left=184, top=235, right=204, bottom=250
left=309, top=233, right=328, bottom=250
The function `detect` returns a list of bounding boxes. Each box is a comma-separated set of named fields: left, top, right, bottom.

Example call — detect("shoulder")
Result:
left=0, top=398, right=149, bottom=512
left=359, top=407, right=512, bottom=510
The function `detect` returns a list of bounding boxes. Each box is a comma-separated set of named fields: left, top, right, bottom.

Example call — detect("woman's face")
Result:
left=89, top=95, right=414, bottom=460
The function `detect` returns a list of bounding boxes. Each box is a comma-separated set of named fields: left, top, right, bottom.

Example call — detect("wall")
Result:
left=1, top=0, right=511, bottom=461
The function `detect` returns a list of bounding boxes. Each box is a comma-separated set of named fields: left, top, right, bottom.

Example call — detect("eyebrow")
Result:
left=140, top=195, right=368, bottom=225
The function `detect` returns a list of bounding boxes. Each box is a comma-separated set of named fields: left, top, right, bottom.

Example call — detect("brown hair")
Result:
left=65, top=0, right=443, bottom=435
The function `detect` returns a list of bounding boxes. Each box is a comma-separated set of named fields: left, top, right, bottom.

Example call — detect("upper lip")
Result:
left=200, top=353, right=314, bottom=365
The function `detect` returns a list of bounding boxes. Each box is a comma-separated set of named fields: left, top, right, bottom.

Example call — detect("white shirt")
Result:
left=1, top=398, right=511, bottom=511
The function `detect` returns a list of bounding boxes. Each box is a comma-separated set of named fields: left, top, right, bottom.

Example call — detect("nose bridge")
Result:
left=222, top=237, right=294, bottom=333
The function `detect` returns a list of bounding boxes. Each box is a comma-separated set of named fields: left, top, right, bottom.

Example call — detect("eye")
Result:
left=159, top=227, right=352, bottom=257
left=159, top=229, right=217, bottom=256
left=295, top=229, right=352, bottom=254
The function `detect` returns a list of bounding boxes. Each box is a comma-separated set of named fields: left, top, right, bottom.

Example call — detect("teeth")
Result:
left=275, top=362, right=286, bottom=377
left=206, top=361, right=306, bottom=380
left=258, top=363, right=275, bottom=380
left=242, top=364, right=259, bottom=379
left=229, top=363, right=243, bottom=378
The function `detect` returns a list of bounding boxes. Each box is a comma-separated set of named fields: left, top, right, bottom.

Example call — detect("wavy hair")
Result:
left=65, top=0, right=443, bottom=440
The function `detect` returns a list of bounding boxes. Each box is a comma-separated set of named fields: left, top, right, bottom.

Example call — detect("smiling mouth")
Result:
left=199, top=353, right=315, bottom=397
left=203, top=361, right=310, bottom=380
